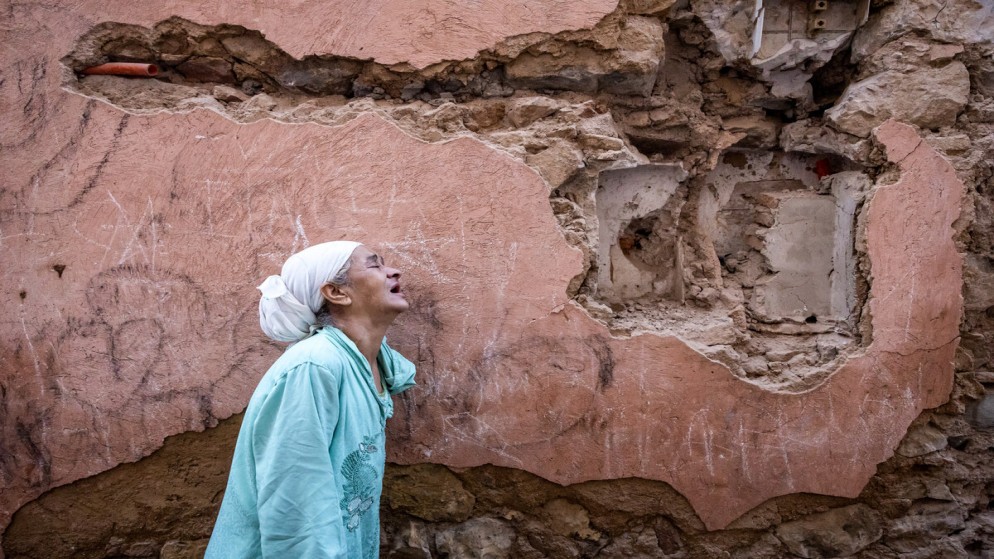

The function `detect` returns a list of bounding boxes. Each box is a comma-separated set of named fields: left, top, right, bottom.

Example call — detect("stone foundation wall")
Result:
left=2, top=0, right=992, bottom=556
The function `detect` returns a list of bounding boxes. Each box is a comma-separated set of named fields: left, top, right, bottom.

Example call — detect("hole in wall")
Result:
left=616, top=212, right=684, bottom=303
left=586, top=149, right=869, bottom=391
left=948, top=436, right=971, bottom=451
left=594, top=164, right=687, bottom=308
left=809, top=44, right=859, bottom=111
left=627, top=137, right=688, bottom=158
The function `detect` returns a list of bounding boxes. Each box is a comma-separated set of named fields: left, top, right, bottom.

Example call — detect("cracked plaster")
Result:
left=27, top=0, right=620, bottom=68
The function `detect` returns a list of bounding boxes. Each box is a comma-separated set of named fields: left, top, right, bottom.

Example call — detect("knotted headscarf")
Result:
left=257, top=241, right=361, bottom=342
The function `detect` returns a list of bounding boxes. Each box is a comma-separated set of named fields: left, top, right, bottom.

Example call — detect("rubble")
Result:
left=774, top=504, right=883, bottom=558
left=826, top=61, right=970, bottom=137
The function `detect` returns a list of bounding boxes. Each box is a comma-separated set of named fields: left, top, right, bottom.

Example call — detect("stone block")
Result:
left=596, top=526, right=669, bottom=558
left=386, top=521, right=433, bottom=559
left=505, top=17, right=664, bottom=97
left=774, top=504, right=883, bottom=558
left=435, top=518, right=516, bottom=559
left=885, top=501, right=967, bottom=553
left=276, top=59, right=361, bottom=95
left=722, top=115, right=781, bottom=149
left=176, top=55, right=235, bottom=83
left=211, top=85, right=248, bottom=103
left=160, top=539, right=210, bottom=559
left=851, top=0, right=993, bottom=61
left=964, top=255, right=994, bottom=311
left=780, top=120, right=871, bottom=160
left=218, top=34, right=293, bottom=73
left=507, top=97, right=562, bottom=128
left=896, top=424, right=948, bottom=458
left=383, top=464, right=476, bottom=523
left=539, top=499, right=598, bottom=540
left=826, top=62, right=970, bottom=137
left=966, top=392, right=994, bottom=429
left=525, top=141, right=584, bottom=190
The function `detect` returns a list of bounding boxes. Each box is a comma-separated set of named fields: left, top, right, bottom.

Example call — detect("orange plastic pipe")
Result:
left=82, top=62, right=159, bottom=77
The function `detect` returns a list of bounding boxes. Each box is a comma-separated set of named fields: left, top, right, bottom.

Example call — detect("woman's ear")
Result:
left=320, top=283, right=352, bottom=307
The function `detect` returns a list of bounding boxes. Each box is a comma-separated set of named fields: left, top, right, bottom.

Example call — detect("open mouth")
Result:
left=390, top=285, right=402, bottom=294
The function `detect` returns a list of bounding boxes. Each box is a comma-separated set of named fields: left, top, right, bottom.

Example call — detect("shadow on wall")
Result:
left=3, top=415, right=243, bottom=559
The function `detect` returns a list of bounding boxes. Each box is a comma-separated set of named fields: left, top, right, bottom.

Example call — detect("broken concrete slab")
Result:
left=752, top=191, right=837, bottom=322
left=693, top=0, right=868, bottom=75
left=852, top=0, right=994, bottom=62
left=505, top=16, right=665, bottom=96
left=826, top=62, right=970, bottom=137
left=750, top=0, right=869, bottom=72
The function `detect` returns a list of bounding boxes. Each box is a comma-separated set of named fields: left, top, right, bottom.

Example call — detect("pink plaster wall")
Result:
left=0, top=0, right=963, bottom=543
left=23, top=0, right=618, bottom=67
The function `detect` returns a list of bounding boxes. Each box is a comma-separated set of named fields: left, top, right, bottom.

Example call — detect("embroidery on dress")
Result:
left=340, top=434, right=379, bottom=532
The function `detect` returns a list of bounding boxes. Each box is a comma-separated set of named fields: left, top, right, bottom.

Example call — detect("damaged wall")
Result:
left=2, top=0, right=993, bottom=557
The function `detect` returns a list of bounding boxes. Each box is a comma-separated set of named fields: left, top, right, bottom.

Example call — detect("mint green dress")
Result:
left=205, top=327, right=416, bottom=559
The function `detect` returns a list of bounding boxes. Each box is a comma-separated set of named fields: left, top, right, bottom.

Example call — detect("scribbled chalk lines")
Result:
left=440, top=412, right=526, bottom=467
left=290, top=214, right=309, bottom=253
left=380, top=224, right=454, bottom=285
left=103, top=192, right=165, bottom=270
left=19, top=316, right=44, bottom=397
left=385, top=159, right=415, bottom=220
left=344, top=176, right=384, bottom=217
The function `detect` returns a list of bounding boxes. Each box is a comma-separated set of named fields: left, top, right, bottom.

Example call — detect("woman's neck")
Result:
left=334, top=315, right=389, bottom=389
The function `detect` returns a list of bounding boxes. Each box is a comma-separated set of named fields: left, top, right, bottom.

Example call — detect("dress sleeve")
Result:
left=251, top=362, right=347, bottom=558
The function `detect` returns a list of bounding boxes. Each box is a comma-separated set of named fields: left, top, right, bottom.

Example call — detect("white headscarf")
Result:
left=257, top=241, right=361, bottom=342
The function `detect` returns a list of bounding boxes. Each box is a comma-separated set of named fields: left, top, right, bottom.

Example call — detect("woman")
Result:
left=206, top=240, right=416, bottom=559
